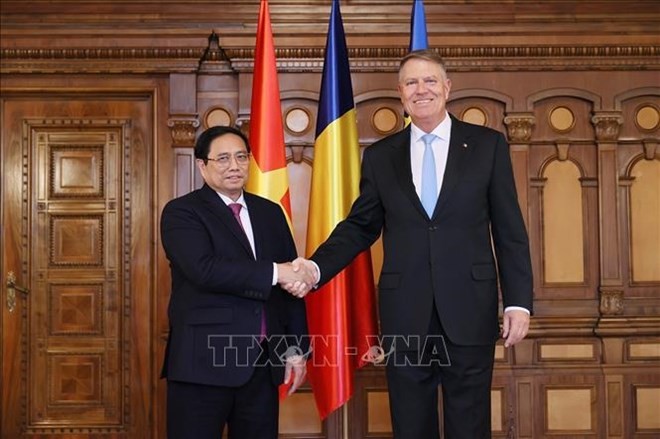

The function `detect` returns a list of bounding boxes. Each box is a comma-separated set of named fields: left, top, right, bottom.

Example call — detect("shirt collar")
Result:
left=217, top=191, right=247, bottom=209
left=411, top=111, right=452, bottom=143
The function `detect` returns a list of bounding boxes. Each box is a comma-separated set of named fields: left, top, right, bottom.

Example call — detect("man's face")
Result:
left=197, top=133, right=250, bottom=200
left=397, top=58, right=451, bottom=131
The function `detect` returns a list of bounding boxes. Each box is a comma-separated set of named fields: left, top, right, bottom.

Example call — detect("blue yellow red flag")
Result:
left=305, top=0, right=379, bottom=420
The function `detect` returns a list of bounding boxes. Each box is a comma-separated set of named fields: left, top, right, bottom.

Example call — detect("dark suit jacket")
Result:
left=160, top=184, right=308, bottom=387
left=311, top=115, right=533, bottom=347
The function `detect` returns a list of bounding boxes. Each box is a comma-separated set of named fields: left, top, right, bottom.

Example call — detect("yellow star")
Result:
left=246, top=158, right=292, bottom=230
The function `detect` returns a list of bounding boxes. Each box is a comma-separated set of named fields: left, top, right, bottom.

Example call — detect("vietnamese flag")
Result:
left=246, top=0, right=292, bottom=228
left=305, top=0, right=379, bottom=420
left=245, top=0, right=296, bottom=400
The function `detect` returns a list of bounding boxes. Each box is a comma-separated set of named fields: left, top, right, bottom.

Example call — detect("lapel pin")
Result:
left=462, top=143, right=468, bottom=148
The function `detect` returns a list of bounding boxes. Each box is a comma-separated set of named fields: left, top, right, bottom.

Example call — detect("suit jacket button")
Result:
left=429, top=226, right=437, bottom=231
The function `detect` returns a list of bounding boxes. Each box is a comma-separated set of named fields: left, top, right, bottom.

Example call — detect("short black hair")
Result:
left=194, top=125, right=251, bottom=163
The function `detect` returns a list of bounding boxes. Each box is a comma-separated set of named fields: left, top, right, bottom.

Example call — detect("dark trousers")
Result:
left=167, top=351, right=278, bottom=439
left=385, top=309, right=495, bottom=439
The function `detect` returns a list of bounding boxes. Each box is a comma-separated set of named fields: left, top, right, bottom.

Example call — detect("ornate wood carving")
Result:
left=50, top=146, right=105, bottom=198
left=8, top=117, right=138, bottom=434
left=50, top=283, right=103, bottom=334
left=49, top=214, right=104, bottom=266
left=199, top=31, right=233, bottom=74
left=591, top=112, right=624, bottom=141
left=167, top=116, right=200, bottom=148
left=503, top=113, right=535, bottom=143
left=600, top=289, right=624, bottom=316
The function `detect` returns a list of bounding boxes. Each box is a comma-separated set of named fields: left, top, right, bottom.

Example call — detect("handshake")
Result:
left=276, top=257, right=318, bottom=298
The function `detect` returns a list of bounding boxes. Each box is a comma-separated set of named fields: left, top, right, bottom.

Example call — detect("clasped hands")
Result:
left=277, top=257, right=318, bottom=298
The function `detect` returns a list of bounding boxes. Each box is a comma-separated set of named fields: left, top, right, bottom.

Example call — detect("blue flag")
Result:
left=409, top=0, right=428, bottom=51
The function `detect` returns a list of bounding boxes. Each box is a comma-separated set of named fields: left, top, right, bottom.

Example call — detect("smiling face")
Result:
left=197, top=133, right=249, bottom=200
left=397, top=57, right=451, bottom=132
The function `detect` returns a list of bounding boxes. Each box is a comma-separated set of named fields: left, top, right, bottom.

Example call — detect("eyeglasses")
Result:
left=205, top=151, right=250, bottom=167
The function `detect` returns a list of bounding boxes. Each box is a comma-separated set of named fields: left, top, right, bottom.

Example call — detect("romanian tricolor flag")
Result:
left=305, top=0, right=379, bottom=420
left=246, top=0, right=292, bottom=228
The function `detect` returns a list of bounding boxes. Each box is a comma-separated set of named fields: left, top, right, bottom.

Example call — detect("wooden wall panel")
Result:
left=629, top=159, right=660, bottom=283
left=542, top=161, right=585, bottom=284
left=1, top=1, right=659, bottom=438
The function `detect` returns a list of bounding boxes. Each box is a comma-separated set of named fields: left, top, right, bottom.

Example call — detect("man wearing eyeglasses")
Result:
left=160, top=126, right=314, bottom=438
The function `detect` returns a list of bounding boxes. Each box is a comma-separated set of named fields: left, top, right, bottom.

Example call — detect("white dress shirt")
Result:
left=409, top=112, right=452, bottom=201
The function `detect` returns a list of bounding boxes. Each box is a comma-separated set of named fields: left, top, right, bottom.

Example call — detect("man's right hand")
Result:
left=277, top=258, right=319, bottom=298
left=277, top=260, right=316, bottom=298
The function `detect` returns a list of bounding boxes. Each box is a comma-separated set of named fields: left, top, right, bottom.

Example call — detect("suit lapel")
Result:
left=434, top=116, right=472, bottom=217
left=198, top=184, right=254, bottom=258
left=391, top=127, right=429, bottom=219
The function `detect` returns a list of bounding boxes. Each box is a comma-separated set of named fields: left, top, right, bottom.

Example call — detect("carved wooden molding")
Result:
left=210, top=45, right=660, bottom=73
left=600, top=289, right=624, bottom=316
left=555, top=142, right=571, bottom=162
left=199, top=31, right=233, bottom=74
left=1, top=47, right=203, bottom=59
left=167, top=116, right=200, bottom=148
left=643, top=140, right=659, bottom=160
left=595, top=317, right=660, bottom=336
left=527, top=317, right=599, bottom=337
left=2, top=45, right=658, bottom=74
left=503, top=113, right=535, bottom=143
left=288, top=146, right=306, bottom=164
left=591, top=112, right=624, bottom=141
left=229, top=45, right=660, bottom=60
left=0, top=48, right=203, bottom=73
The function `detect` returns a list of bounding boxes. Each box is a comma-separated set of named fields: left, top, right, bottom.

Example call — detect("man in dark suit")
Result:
left=292, top=50, right=533, bottom=438
left=160, top=126, right=313, bottom=439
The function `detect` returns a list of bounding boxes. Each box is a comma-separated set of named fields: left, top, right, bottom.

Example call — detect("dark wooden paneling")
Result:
left=1, top=2, right=658, bottom=438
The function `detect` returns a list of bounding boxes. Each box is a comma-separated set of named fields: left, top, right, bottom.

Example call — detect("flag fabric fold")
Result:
left=305, top=0, right=379, bottom=420
left=246, top=0, right=292, bottom=229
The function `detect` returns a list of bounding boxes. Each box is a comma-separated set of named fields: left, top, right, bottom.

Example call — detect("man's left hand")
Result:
left=502, top=309, right=530, bottom=348
left=283, top=355, right=307, bottom=395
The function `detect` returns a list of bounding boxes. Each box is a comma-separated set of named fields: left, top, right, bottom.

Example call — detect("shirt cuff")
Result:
left=308, top=260, right=321, bottom=286
left=271, top=263, right=278, bottom=286
left=504, top=306, right=530, bottom=315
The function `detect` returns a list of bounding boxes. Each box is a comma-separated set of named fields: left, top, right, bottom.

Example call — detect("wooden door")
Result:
left=1, top=94, right=153, bottom=437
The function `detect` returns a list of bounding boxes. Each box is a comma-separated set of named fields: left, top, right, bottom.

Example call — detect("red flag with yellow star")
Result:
left=246, top=0, right=292, bottom=227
